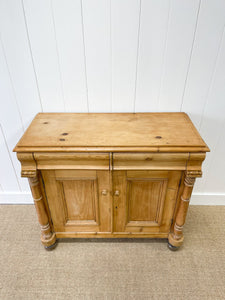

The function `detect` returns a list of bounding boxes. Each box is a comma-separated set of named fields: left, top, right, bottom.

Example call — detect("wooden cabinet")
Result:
left=14, top=113, right=209, bottom=250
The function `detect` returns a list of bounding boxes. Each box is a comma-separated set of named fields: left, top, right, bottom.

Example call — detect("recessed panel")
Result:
left=62, top=180, right=97, bottom=222
left=127, top=179, right=167, bottom=225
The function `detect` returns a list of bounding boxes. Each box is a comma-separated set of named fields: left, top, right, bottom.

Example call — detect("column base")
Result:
left=41, top=232, right=57, bottom=249
left=168, top=232, right=184, bottom=249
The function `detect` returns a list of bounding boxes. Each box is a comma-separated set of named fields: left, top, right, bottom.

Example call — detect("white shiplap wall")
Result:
left=0, top=0, right=225, bottom=204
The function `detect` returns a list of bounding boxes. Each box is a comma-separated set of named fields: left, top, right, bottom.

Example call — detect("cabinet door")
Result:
left=113, top=170, right=182, bottom=234
left=42, top=170, right=111, bottom=233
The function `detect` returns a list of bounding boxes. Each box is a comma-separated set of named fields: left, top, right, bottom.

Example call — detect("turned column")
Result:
left=168, top=174, right=196, bottom=250
left=29, top=176, right=56, bottom=250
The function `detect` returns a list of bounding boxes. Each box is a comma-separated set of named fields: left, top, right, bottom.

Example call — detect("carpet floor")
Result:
left=0, top=205, right=224, bottom=300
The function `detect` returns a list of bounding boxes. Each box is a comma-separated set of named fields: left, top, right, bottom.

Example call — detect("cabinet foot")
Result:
left=167, top=241, right=179, bottom=251
left=168, top=232, right=184, bottom=248
left=44, top=239, right=57, bottom=251
left=41, top=231, right=57, bottom=249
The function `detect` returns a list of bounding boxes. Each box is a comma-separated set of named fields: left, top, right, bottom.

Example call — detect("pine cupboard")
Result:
left=14, top=113, right=209, bottom=250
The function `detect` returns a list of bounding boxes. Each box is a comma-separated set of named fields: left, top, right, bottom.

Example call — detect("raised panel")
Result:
left=61, top=179, right=99, bottom=225
left=126, top=179, right=167, bottom=226
left=113, top=170, right=182, bottom=234
left=42, top=169, right=111, bottom=233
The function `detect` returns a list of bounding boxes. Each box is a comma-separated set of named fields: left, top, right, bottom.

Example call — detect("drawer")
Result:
left=34, top=153, right=110, bottom=170
left=113, top=153, right=189, bottom=170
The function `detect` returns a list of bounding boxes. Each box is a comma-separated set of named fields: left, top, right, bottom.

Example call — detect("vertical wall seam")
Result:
left=109, top=0, right=112, bottom=112
left=50, top=0, right=66, bottom=112
left=133, top=0, right=142, bottom=113
left=198, top=25, right=225, bottom=193
left=180, top=0, right=202, bottom=112
left=157, top=0, right=172, bottom=111
left=198, top=23, right=225, bottom=131
left=21, top=0, right=43, bottom=112
left=0, top=36, right=25, bottom=132
left=0, top=124, right=21, bottom=192
left=194, top=23, right=225, bottom=195
left=80, top=0, right=89, bottom=112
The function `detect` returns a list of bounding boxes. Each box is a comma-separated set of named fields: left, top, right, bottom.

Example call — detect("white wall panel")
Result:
left=135, top=0, right=170, bottom=112
left=197, top=30, right=225, bottom=193
left=23, top=0, right=64, bottom=112
left=82, top=0, right=111, bottom=112
left=0, top=40, right=29, bottom=191
left=111, top=0, right=140, bottom=112
left=181, top=0, right=225, bottom=129
left=0, top=0, right=225, bottom=203
left=52, top=0, right=88, bottom=112
left=0, top=0, right=41, bottom=129
left=158, top=0, right=200, bottom=111
left=0, top=125, right=19, bottom=191
left=204, top=123, right=225, bottom=194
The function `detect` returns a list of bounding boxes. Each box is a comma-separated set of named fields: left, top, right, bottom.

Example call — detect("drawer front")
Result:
left=34, top=152, right=110, bottom=170
left=113, top=153, right=189, bottom=170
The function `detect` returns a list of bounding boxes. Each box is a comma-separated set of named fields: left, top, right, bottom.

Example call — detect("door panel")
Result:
left=127, top=178, right=167, bottom=226
left=113, top=170, right=182, bottom=234
left=62, top=179, right=99, bottom=225
left=42, top=170, right=111, bottom=233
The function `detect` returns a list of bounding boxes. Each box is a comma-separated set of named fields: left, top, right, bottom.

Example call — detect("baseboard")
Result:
left=0, top=192, right=33, bottom=204
left=0, top=192, right=225, bottom=205
left=190, top=193, right=225, bottom=205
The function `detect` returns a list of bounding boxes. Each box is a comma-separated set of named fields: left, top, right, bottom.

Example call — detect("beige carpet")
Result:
left=0, top=205, right=225, bottom=300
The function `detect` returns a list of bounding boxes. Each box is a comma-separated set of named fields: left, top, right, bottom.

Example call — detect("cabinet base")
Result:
left=55, top=232, right=169, bottom=239
left=42, top=236, right=184, bottom=251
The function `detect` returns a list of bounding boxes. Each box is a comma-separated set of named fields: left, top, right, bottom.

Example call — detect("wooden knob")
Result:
left=114, top=190, right=120, bottom=196
left=101, top=190, right=107, bottom=196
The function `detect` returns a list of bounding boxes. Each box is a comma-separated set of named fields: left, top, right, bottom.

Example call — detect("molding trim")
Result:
left=0, top=192, right=225, bottom=205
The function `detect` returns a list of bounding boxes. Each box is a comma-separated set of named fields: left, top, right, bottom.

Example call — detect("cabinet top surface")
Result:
left=14, top=113, right=209, bottom=153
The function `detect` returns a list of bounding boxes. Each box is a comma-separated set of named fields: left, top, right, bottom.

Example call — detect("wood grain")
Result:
left=42, top=169, right=111, bottom=233
left=34, top=152, right=109, bottom=170
left=14, top=113, right=209, bottom=152
left=14, top=113, right=209, bottom=248
left=28, top=175, right=56, bottom=247
left=113, top=170, right=181, bottom=234
left=113, top=153, right=189, bottom=170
